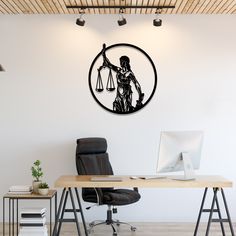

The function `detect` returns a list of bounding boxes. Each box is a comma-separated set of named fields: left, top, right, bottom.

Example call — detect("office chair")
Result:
left=76, top=137, right=141, bottom=236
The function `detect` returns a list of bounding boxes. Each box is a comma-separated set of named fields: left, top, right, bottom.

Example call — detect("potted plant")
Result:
left=31, top=160, right=43, bottom=193
left=38, top=182, right=49, bottom=195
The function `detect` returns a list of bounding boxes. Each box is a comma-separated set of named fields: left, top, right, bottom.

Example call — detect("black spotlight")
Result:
left=153, top=9, right=162, bottom=27
left=76, top=12, right=85, bottom=26
left=118, top=17, right=127, bottom=26
left=117, top=8, right=127, bottom=26
left=76, top=17, right=85, bottom=26
left=153, top=18, right=162, bottom=27
left=0, top=64, right=5, bottom=72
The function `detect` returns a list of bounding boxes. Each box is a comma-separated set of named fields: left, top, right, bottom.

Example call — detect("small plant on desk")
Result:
left=38, top=182, right=49, bottom=195
left=31, top=160, right=43, bottom=193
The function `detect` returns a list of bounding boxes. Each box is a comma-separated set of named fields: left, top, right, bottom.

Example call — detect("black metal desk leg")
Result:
left=57, top=190, right=69, bottom=235
left=3, top=197, right=5, bottom=236
left=215, top=191, right=225, bottom=236
left=68, top=188, right=82, bottom=236
left=50, top=198, right=52, bottom=236
left=194, top=187, right=208, bottom=236
left=53, top=188, right=66, bottom=236
left=221, top=188, right=235, bottom=236
left=9, top=199, right=11, bottom=236
left=205, top=187, right=218, bottom=236
left=55, top=192, right=57, bottom=222
left=16, top=199, right=19, bottom=236
left=12, top=199, right=14, bottom=236
left=75, top=188, right=89, bottom=236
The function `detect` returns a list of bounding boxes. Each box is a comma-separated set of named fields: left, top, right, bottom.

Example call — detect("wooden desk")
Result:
left=53, top=175, right=235, bottom=236
left=55, top=175, right=232, bottom=188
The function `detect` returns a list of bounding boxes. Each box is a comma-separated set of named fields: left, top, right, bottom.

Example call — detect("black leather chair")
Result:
left=76, top=137, right=141, bottom=235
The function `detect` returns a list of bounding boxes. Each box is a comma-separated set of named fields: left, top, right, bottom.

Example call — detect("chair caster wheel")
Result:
left=116, top=220, right=120, bottom=226
left=131, top=226, right=136, bottom=231
left=113, top=233, right=118, bottom=236
left=89, top=223, right=94, bottom=227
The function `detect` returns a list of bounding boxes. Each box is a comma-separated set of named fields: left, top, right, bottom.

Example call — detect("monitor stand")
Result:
left=172, top=152, right=196, bottom=181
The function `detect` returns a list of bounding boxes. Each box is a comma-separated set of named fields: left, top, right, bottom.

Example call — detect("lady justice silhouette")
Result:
left=88, top=43, right=157, bottom=114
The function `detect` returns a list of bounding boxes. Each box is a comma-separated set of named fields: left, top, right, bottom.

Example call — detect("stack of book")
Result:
left=19, top=208, right=48, bottom=236
left=8, top=185, right=32, bottom=195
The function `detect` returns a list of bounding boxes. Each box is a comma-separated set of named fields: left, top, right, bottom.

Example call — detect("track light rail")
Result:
left=66, top=5, right=175, bottom=10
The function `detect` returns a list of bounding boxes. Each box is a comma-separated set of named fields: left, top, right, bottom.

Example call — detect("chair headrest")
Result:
left=76, top=137, right=107, bottom=154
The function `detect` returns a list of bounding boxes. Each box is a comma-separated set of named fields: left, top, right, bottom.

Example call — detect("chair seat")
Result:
left=103, top=189, right=141, bottom=206
left=84, top=189, right=141, bottom=206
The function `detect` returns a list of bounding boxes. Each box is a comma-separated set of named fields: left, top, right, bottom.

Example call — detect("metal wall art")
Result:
left=88, top=43, right=157, bottom=114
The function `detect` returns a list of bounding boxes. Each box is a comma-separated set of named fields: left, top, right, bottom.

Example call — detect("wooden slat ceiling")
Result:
left=0, top=0, right=235, bottom=14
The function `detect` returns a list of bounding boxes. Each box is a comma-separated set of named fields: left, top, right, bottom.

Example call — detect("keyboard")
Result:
left=90, top=176, right=123, bottom=182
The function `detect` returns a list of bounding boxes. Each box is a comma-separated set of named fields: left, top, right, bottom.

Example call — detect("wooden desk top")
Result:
left=54, top=175, right=232, bottom=188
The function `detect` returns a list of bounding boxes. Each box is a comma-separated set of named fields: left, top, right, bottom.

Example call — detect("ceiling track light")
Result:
left=76, top=10, right=85, bottom=26
left=0, top=64, right=5, bottom=72
left=117, top=8, right=127, bottom=26
left=153, top=9, right=162, bottom=27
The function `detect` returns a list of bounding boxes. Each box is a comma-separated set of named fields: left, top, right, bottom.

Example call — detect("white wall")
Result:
left=0, top=14, right=236, bottom=222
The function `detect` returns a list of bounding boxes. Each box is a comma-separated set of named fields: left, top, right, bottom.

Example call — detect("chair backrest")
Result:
left=76, top=137, right=114, bottom=202
left=76, top=137, right=113, bottom=175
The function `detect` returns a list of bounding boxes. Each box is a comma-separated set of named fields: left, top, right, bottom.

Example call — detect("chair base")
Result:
left=87, top=207, right=137, bottom=235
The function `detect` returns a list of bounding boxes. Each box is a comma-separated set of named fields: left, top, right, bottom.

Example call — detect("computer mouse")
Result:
left=130, top=176, right=138, bottom=179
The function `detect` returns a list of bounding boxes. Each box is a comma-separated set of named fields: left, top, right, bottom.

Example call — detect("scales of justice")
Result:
left=94, top=44, right=145, bottom=113
left=96, top=47, right=115, bottom=93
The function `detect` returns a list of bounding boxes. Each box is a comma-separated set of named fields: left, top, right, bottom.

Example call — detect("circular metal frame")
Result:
left=88, top=43, right=158, bottom=114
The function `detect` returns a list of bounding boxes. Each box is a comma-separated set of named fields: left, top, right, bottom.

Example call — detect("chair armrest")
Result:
left=94, top=188, right=103, bottom=205
left=133, top=187, right=139, bottom=192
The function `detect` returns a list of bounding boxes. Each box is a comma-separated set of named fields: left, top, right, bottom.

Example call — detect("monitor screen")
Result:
left=157, top=131, right=203, bottom=179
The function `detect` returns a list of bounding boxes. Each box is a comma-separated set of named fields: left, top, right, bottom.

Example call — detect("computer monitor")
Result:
left=157, top=131, right=204, bottom=180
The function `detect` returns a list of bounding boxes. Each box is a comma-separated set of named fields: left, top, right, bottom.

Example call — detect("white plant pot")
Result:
left=32, top=181, right=42, bottom=194
left=38, top=188, right=49, bottom=195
